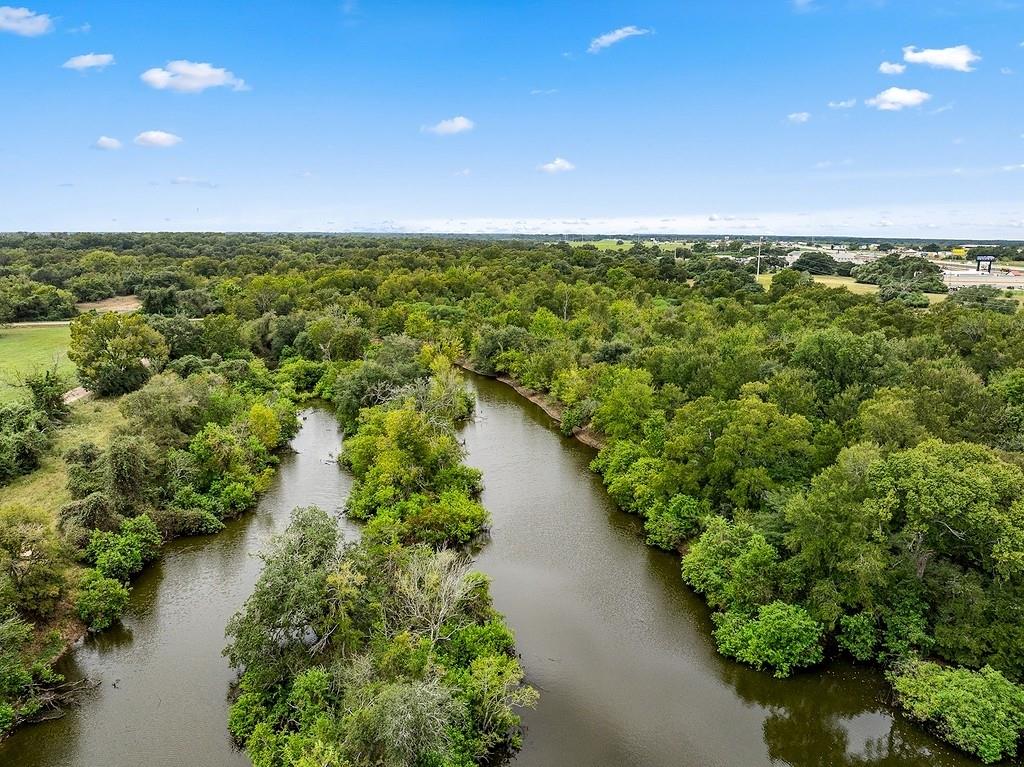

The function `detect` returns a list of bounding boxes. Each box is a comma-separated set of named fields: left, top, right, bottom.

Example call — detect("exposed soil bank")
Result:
left=455, top=360, right=604, bottom=450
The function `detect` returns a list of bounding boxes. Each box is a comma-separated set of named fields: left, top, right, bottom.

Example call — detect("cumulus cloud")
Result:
left=134, top=130, right=182, bottom=147
left=93, top=136, right=121, bottom=150
left=423, top=116, right=474, bottom=135
left=866, top=87, right=931, bottom=111
left=141, top=60, right=247, bottom=92
left=63, top=52, right=114, bottom=71
left=588, top=25, right=651, bottom=53
left=828, top=99, right=856, bottom=109
left=879, top=61, right=906, bottom=75
left=788, top=112, right=811, bottom=124
left=0, top=6, right=52, bottom=36
left=903, top=45, right=980, bottom=72
left=539, top=157, right=575, bottom=173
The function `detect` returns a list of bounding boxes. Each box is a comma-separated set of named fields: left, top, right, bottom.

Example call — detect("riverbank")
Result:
left=0, top=409, right=355, bottom=766
left=459, top=372, right=982, bottom=767
left=455, top=360, right=605, bottom=450
left=0, top=376, right=300, bottom=741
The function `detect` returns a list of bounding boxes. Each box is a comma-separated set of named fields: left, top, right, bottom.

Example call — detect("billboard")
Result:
left=951, top=247, right=967, bottom=257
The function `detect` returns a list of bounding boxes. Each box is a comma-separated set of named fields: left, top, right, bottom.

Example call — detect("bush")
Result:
left=86, top=514, right=162, bottom=581
left=890, top=661, right=1024, bottom=763
left=64, top=442, right=106, bottom=499
left=151, top=506, right=224, bottom=537
left=0, top=404, right=48, bottom=486
left=837, top=612, right=878, bottom=662
left=76, top=569, right=130, bottom=631
left=0, top=505, right=64, bottom=616
left=58, top=492, right=122, bottom=538
left=712, top=602, right=825, bottom=678
left=644, top=494, right=704, bottom=550
left=24, top=366, right=70, bottom=423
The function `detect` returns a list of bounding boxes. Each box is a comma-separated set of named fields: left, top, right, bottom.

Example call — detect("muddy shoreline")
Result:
left=454, top=360, right=605, bottom=450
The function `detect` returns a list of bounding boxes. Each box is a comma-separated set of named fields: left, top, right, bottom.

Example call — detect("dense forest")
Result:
left=2, top=233, right=1024, bottom=763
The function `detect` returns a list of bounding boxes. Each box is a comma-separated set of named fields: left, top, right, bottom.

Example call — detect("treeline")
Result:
left=3, top=233, right=1024, bottom=761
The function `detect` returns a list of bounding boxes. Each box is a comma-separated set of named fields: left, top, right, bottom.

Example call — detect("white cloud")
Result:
left=788, top=112, right=811, bottom=124
left=814, top=158, right=854, bottom=169
left=1003, top=164, right=1024, bottom=172
left=587, top=25, right=651, bottom=54
left=530, top=88, right=559, bottom=96
left=866, top=87, right=931, bottom=111
left=828, top=98, right=857, bottom=109
left=879, top=61, right=906, bottom=75
left=134, top=130, right=182, bottom=147
left=1001, top=67, right=1014, bottom=76
left=453, top=168, right=471, bottom=177
left=423, top=115, right=474, bottom=135
left=539, top=157, right=575, bottom=173
left=0, top=6, right=52, bottom=36
left=141, top=60, right=247, bottom=93
left=93, top=136, right=121, bottom=150
left=792, top=0, right=817, bottom=11
left=171, top=176, right=217, bottom=188
left=903, top=45, right=980, bottom=72
left=63, top=52, right=114, bottom=71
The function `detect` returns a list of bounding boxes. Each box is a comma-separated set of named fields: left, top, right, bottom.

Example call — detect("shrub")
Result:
left=712, top=602, right=825, bottom=678
left=24, top=366, right=70, bottom=423
left=86, top=514, right=162, bottom=581
left=644, top=494, right=704, bottom=550
left=151, top=506, right=224, bottom=537
left=76, top=570, right=130, bottom=631
left=0, top=404, right=48, bottom=486
left=64, top=442, right=106, bottom=499
left=837, top=612, right=878, bottom=662
left=890, top=661, right=1024, bottom=763
left=0, top=505, right=64, bottom=616
left=58, top=492, right=123, bottom=550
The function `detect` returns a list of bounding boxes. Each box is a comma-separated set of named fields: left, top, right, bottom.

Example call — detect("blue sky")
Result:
left=1, top=0, right=1022, bottom=237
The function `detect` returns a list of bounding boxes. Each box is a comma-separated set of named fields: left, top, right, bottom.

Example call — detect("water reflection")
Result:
left=0, top=409, right=354, bottom=767
left=461, top=372, right=979, bottom=767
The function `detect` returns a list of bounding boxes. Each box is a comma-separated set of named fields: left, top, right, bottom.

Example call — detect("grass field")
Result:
left=755, top=273, right=878, bottom=294
left=567, top=238, right=694, bottom=252
left=0, top=325, right=74, bottom=403
left=754, top=272, right=950, bottom=304
left=0, top=397, right=125, bottom=515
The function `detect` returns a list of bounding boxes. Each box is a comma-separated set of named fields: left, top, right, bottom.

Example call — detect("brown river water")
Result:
left=0, top=375, right=982, bottom=767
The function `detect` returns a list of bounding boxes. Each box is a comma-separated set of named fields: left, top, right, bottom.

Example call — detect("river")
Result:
left=0, top=379, right=982, bottom=767
left=462, top=373, right=977, bottom=767
left=0, top=409, right=354, bottom=767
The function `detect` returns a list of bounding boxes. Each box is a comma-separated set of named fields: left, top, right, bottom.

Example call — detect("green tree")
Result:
left=0, top=505, right=64, bottom=616
left=890, top=661, right=1024, bottom=763
left=69, top=312, right=168, bottom=395
left=712, top=602, right=825, bottom=678
left=592, top=368, right=655, bottom=440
